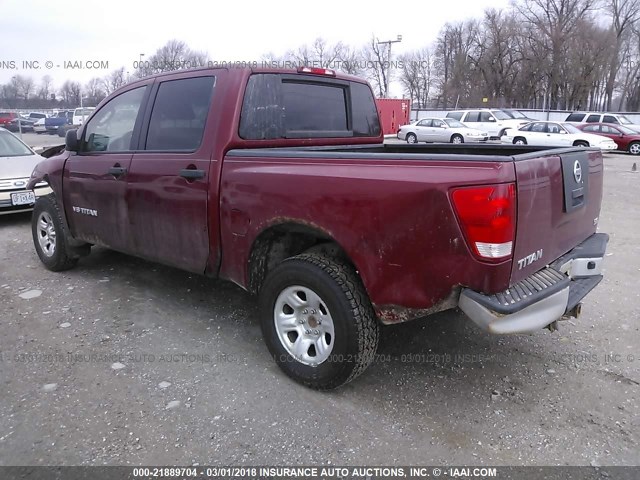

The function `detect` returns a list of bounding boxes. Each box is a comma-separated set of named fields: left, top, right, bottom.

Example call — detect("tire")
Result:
left=628, top=142, right=640, bottom=155
left=450, top=134, right=464, bottom=144
left=32, top=194, right=81, bottom=271
left=406, top=133, right=417, bottom=144
left=574, top=141, right=589, bottom=147
left=513, top=137, right=527, bottom=145
left=259, top=253, right=380, bottom=390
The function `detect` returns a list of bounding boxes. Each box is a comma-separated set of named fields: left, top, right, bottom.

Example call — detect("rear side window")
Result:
left=479, top=112, right=494, bottom=122
left=603, top=115, right=618, bottom=124
left=417, top=119, right=432, bottom=127
left=465, top=111, right=480, bottom=122
left=145, top=76, right=215, bottom=151
left=566, top=113, right=584, bottom=122
left=446, top=112, right=463, bottom=121
left=582, top=125, right=600, bottom=132
left=586, top=114, right=600, bottom=123
left=239, top=74, right=380, bottom=140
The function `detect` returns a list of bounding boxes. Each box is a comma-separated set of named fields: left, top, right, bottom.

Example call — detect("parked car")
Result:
left=576, top=123, right=640, bottom=155
left=5, top=117, right=35, bottom=133
left=72, top=107, right=95, bottom=126
left=0, top=127, right=52, bottom=214
left=445, top=109, right=529, bottom=137
left=0, top=112, right=18, bottom=127
left=501, top=121, right=617, bottom=150
left=565, top=112, right=640, bottom=133
left=28, top=67, right=609, bottom=390
left=45, top=110, right=73, bottom=134
left=397, top=117, right=488, bottom=144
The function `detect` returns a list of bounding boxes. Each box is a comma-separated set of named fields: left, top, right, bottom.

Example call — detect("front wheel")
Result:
left=259, top=253, right=380, bottom=390
left=32, top=195, right=81, bottom=271
left=451, top=134, right=464, bottom=144
left=628, top=142, right=640, bottom=155
left=406, top=133, right=418, bottom=144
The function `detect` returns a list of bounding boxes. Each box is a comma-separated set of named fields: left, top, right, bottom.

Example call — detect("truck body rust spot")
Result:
left=374, top=288, right=461, bottom=325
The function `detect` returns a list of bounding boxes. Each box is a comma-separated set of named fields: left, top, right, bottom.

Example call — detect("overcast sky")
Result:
left=1, top=0, right=511, bottom=91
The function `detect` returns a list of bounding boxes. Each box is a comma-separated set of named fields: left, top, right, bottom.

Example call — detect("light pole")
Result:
left=377, top=34, right=402, bottom=98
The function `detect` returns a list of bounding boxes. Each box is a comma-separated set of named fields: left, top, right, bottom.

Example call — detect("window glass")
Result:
left=583, top=125, right=600, bottom=132
left=465, top=111, right=480, bottom=122
left=417, top=119, right=432, bottom=127
left=145, top=77, right=215, bottom=151
left=0, top=130, right=33, bottom=157
left=239, top=74, right=380, bottom=139
left=530, top=122, right=547, bottom=132
left=492, top=110, right=510, bottom=120
left=586, top=114, right=600, bottom=123
left=446, top=112, right=463, bottom=121
left=547, top=123, right=561, bottom=134
left=82, top=86, right=146, bottom=152
left=603, top=115, right=618, bottom=124
left=566, top=113, right=585, bottom=122
left=479, top=112, right=494, bottom=122
left=433, top=120, right=446, bottom=127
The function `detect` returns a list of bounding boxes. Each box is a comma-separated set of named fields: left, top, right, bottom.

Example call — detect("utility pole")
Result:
left=377, top=35, right=402, bottom=98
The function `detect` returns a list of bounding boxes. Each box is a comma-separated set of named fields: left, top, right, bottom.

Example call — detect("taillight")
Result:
left=297, top=66, right=336, bottom=77
left=451, top=183, right=516, bottom=261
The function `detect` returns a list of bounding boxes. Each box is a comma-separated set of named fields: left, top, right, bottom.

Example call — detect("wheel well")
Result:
left=573, top=140, right=589, bottom=146
left=247, top=223, right=351, bottom=295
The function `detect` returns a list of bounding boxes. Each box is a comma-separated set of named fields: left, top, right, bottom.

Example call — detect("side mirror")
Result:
left=488, top=117, right=496, bottom=122
left=65, top=129, right=79, bottom=152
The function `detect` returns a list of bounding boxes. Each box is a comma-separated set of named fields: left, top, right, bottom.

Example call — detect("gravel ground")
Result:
left=0, top=152, right=638, bottom=467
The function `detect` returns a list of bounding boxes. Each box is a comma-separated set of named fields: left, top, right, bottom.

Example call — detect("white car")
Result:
left=0, top=128, right=52, bottom=214
left=501, top=121, right=618, bottom=150
left=445, top=109, right=529, bottom=137
left=72, top=107, right=95, bottom=126
left=565, top=112, right=640, bottom=133
left=398, top=117, right=488, bottom=144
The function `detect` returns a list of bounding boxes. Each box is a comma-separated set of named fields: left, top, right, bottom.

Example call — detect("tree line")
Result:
left=2, top=0, right=640, bottom=112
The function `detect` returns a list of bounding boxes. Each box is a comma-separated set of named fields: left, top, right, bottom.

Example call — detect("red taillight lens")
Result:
left=451, top=183, right=516, bottom=261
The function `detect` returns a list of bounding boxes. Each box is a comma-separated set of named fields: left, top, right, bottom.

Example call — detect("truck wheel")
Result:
left=451, top=134, right=464, bottom=144
left=259, top=253, right=380, bottom=390
left=628, top=142, right=640, bottom=155
left=513, top=137, right=527, bottom=145
left=32, top=194, right=80, bottom=271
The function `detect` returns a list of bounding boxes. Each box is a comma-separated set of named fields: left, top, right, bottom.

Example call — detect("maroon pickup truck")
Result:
left=28, top=67, right=608, bottom=389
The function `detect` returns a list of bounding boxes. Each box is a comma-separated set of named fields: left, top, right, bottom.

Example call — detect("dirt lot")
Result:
left=0, top=153, right=638, bottom=467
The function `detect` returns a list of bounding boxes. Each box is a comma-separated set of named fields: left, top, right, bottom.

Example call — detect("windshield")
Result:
left=444, top=118, right=465, bottom=128
left=0, top=130, right=34, bottom=157
left=505, top=109, right=527, bottom=119
left=617, top=125, right=637, bottom=134
left=618, top=115, right=633, bottom=125
left=492, top=110, right=510, bottom=120
left=561, top=123, right=582, bottom=134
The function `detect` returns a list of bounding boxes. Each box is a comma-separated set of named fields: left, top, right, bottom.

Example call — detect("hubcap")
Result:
left=407, top=135, right=416, bottom=144
left=274, top=286, right=335, bottom=366
left=37, top=212, right=56, bottom=257
left=452, top=136, right=462, bottom=144
left=630, top=144, right=640, bottom=155
left=515, top=139, right=525, bottom=145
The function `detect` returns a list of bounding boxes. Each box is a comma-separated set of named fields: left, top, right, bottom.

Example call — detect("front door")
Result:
left=64, top=85, right=149, bottom=251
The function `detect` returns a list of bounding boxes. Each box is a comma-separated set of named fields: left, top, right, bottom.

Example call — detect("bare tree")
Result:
left=85, top=77, right=106, bottom=106
left=136, top=39, right=209, bottom=78
left=38, top=75, right=53, bottom=100
left=362, top=36, right=390, bottom=97
left=399, top=48, right=433, bottom=107
left=103, top=67, right=127, bottom=95
left=60, top=80, right=81, bottom=107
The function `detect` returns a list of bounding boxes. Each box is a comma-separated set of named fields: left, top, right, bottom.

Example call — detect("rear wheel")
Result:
left=628, top=142, right=640, bottom=155
left=259, top=253, right=380, bottom=390
left=406, top=133, right=417, bottom=144
left=513, top=137, right=527, bottom=145
left=574, top=141, right=589, bottom=147
left=451, top=134, right=464, bottom=144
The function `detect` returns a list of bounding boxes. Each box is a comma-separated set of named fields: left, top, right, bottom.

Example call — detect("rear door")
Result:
left=510, top=149, right=603, bottom=284
left=126, top=72, right=218, bottom=273
left=63, top=84, right=150, bottom=249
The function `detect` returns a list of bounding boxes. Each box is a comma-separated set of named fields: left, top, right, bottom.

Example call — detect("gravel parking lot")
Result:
left=0, top=152, right=638, bottom=467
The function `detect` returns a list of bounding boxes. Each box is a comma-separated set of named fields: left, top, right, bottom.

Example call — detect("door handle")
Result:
left=108, top=166, right=127, bottom=177
left=180, top=169, right=205, bottom=180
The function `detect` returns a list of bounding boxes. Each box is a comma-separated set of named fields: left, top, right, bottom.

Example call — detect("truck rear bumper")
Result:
left=458, top=233, right=608, bottom=334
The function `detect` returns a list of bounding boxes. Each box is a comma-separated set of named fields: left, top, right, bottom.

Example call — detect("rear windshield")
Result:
left=566, top=113, right=585, bottom=122
left=0, top=112, right=14, bottom=118
left=239, top=74, right=380, bottom=140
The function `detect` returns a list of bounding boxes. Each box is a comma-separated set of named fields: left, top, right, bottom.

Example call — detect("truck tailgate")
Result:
left=510, top=149, right=604, bottom=285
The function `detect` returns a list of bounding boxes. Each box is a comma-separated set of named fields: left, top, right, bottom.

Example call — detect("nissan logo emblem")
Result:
left=573, top=160, right=582, bottom=183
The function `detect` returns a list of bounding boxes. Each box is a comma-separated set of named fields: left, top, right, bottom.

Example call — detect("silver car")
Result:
left=397, top=117, right=489, bottom=144
left=0, top=128, right=52, bottom=214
